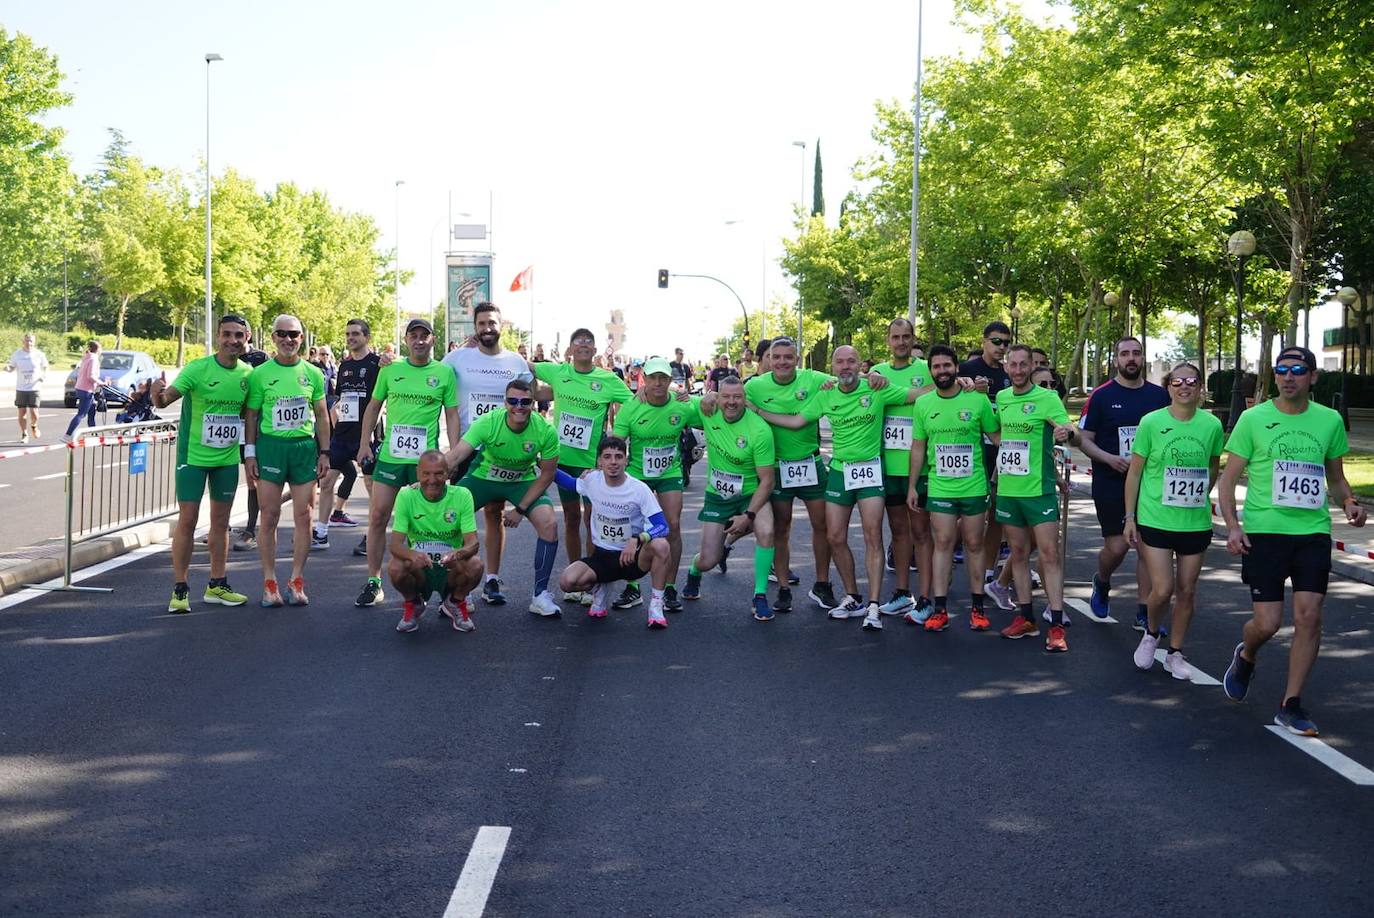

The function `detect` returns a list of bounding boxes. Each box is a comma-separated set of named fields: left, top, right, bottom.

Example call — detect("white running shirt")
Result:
left=7, top=349, right=48, bottom=392
left=442, top=347, right=533, bottom=430
left=576, top=470, right=663, bottom=551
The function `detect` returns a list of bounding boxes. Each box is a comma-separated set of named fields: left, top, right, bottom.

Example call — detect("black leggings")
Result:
left=336, top=460, right=358, bottom=501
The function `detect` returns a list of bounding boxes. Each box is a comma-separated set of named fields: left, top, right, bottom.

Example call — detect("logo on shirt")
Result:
left=427, top=376, right=439, bottom=388
left=669, top=414, right=681, bottom=426
left=958, top=410, right=971, bottom=421
left=240, top=379, right=248, bottom=391
left=637, top=418, right=650, bottom=425
left=208, top=380, right=220, bottom=388
left=1111, top=404, right=1123, bottom=409
left=590, top=381, right=603, bottom=392
left=444, top=510, right=457, bottom=523
left=859, top=395, right=872, bottom=408
left=523, top=442, right=534, bottom=453
left=298, top=375, right=308, bottom=386
left=1022, top=404, right=1036, bottom=414
left=736, top=437, right=747, bottom=448
left=796, top=389, right=809, bottom=400
left=1266, top=422, right=1280, bottom=429
left=1160, top=428, right=1173, bottom=434
left=268, top=379, right=279, bottom=387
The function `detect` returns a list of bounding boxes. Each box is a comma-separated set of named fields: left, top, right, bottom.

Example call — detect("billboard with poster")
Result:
left=446, top=254, right=492, bottom=347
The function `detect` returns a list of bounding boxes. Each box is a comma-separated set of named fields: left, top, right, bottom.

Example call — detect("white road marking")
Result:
left=1151, top=648, right=1220, bottom=686
left=1065, top=596, right=1117, bottom=624
left=33, top=471, right=66, bottom=481
left=443, top=825, right=511, bottom=918
left=1264, top=727, right=1374, bottom=786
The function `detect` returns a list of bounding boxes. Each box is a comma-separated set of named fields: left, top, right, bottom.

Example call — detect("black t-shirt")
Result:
left=1078, top=378, right=1171, bottom=496
left=670, top=360, right=691, bottom=384
left=958, top=355, right=1010, bottom=404
left=707, top=367, right=734, bottom=388
left=240, top=349, right=268, bottom=369
left=332, top=353, right=383, bottom=444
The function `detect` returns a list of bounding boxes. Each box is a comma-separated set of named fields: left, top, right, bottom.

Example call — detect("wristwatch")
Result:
left=744, top=510, right=756, bottom=521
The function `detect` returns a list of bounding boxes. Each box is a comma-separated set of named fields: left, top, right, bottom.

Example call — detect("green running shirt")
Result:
left=372, top=359, right=458, bottom=465
left=533, top=362, right=632, bottom=468
left=460, top=408, right=559, bottom=482
left=743, top=369, right=834, bottom=461
left=871, top=359, right=931, bottom=475
left=247, top=358, right=326, bottom=439
left=1224, top=399, right=1348, bottom=535
left=393, top=483, right=477, bottom=557
left=993, top=385, right=1069, bottom=498
left=173, top=354, right=252, bottom=466
left=911, top=389, right=999, bottom=498
left=701, top=409, right=776, bottom=499
left=612, top=395, right=703, bottom=481
left=1131, top=406, right=1224, bottom=532
left=799, top=380, right=909, bottom=463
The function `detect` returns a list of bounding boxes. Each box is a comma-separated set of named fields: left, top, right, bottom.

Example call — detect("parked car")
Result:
left=64, top=350, right=160, bottom=408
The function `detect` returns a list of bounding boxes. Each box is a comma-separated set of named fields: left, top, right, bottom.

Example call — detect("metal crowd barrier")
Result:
left=29, top=419, right=180, bottom=593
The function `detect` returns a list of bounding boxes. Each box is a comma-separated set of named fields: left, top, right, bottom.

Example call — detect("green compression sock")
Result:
left=754, top=546, right=775, bottom=595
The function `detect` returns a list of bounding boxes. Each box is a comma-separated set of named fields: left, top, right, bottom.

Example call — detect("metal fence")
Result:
left=32, top=419, right=180, bottom=592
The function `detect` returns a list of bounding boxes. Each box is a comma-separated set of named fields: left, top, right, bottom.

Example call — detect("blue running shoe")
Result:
left=998, top=541, right=1010, bottom=561
left=482, top=576, right=507, bottom=606
left=752, top=593, right=774, bottom=621
left=682, top=570, right=703, bottom=600
left=953, top=546, right=964, bottom=565
left=1223, top=642, right=1254, bottom=702
left=879, top=592, right=915, bottom=616
left=903, top=596, right=934, bottom=625
left=1274, top=698, right=1318, bottom=736
left=1089, top=574, right=1111, bottom=620
left=717, top=543, right=733, bottom=573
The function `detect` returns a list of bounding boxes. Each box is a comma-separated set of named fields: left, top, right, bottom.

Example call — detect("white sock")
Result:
left=486, top=573, right=499, bottom=585
left=591, top=583, right=611, bottom=609
left=314, top=523, right=327, bottom=537
left=651, top=588, right=665, bottom=609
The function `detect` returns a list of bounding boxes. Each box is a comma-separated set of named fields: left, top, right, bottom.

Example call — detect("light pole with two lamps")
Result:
left=1226, top=230, right=1257, bottom=431
left=203, top=52, right=223, bottom=347
left=1337, top=285, right=1359, bottom=430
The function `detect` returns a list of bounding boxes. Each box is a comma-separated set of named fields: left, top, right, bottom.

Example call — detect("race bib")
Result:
left=558, top=412, right=594, bottom=450
left=413, top=540, right=453, bottom=565
left=1118, top=425, right=1138, bottom=458
left=883, top=416, right=913, bottom=452
left=485, top=464, right=525, bottom=482
left=201, top=413, right=243, bottom=449
left=778, top=457, right=818, bottom=489
left=1162, top=466, right=1208, bottom=508
left=17, top=370, right=36, bottom=389
left=843, top=457, right=882, bottom=491
left=935, top=443, right=974, bottom=478
left=593, top=513, right=631, bottom=545
left=336, top=393, right=361, bottom=423
left=470, top=391, right=504, bottom=420
left=389, top=423, right=426, bottom=460
left=271, top=397, right=308, bottom=432
left=710, top=468, right=744, bottom=499
left=642, top=445, right=676, bottom=478
left=998, top=439, right=1030, bottom=476
left=1272, top=460, right=1325, bottom=510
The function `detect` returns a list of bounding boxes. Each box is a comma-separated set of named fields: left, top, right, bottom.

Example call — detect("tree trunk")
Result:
left=1256, top=316, right=1276, bottom=405
left=115, top=294, right=130, bottom=349
left=176, top=322, right=186, bottom=367
left=1197, top=308, right=1209, bottom=376
left=1049, top=287, right=1063, bottom=366
left=1285, top=178, right=1313, bottom=347
left=1065, top=280, right=1101, bottom=392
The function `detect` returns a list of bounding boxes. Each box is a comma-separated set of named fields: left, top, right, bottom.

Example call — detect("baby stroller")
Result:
left=94, top=383, right=159, bottom=424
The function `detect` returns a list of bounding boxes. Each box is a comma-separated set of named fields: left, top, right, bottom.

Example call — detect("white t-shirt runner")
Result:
left=442, top=347, right=534, bottom=430
left=8, top=349, right=49, bottom=392
left=575, top=469, right=663, bottom=552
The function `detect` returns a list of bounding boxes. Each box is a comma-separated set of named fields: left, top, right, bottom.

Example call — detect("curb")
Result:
left=1207, top=519, right=1374, bottom=589
left=0, top=517, right=178, bottom=595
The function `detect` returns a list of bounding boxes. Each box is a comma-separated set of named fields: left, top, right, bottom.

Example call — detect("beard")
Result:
left=934, top=372, right=957, bottom=390
left=478, top=330, right=500, bottom=347
left=1119, top=363, right=1142, bottom=381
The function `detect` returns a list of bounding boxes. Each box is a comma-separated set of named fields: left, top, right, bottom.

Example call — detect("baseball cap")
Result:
left=644, top=357, right=673, bottom=376
left=1275, top=345, right=1316, bottom=369
left=405, top=318, right=434, bottom=335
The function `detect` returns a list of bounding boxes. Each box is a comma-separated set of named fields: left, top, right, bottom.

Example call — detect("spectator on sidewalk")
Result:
left=63, top=341, right=107, bottom=442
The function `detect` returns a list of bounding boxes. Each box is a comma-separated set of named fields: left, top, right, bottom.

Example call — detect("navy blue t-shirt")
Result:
left=958, top=355, right=1010, bottom=404
left=1078, top=379, right=1170, bottom=496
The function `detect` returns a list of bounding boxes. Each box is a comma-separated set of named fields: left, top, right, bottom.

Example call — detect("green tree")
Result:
left=811, top=139, right=824, bottom=217
left=85, top=136, right=166, bottom=347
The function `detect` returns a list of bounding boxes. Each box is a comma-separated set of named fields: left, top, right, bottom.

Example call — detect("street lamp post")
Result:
left=394, top=179, right=405, bottom=349
left=1009, top=304, right=1022, bottom=342
left=908, top=0, right=924, bottom=328
left=1226, top=230, right=1257, bottom=431
left=792, top=140, right=807, bottom=354
left=204, top=52, right=223, bottom=348
left=1337, top=285, right=1358, bottom=430
left=663, top=271, right=750, bottom=348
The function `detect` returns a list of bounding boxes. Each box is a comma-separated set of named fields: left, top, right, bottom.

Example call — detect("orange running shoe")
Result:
left=924, top=610, right=950, bottom=632
left=1045, top=624, right=1068, bottom=653
left=969, top=609, right=991, bottom=631
left=285, top=576, right=309, bottom=606
left=1000, top=615, right=1039, bottom=639
left=260, top=579, right=284, bottom=608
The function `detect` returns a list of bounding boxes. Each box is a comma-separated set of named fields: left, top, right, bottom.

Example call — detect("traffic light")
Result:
left=657, top=268, right=669, bottom=289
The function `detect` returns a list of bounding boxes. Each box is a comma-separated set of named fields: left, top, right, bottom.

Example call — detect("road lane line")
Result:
left=1151, top=649, right=1220, bottom=685
left=1065, top=597, right=1116, bottom=624
left=1264, top=727, right=1374, bottom=786
left=33, top=472, right=66, bottom=481
left=443, top=825, right=511, bottom=918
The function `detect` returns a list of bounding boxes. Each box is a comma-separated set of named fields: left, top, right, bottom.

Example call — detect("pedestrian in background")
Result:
left=63, top=340, right=106, bottom=442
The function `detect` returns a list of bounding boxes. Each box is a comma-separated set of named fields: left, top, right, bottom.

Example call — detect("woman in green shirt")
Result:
left=1123, top=362, right=1223, bottom=681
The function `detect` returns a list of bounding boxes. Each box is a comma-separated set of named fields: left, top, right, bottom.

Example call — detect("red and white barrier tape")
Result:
left=0, top=443, right=70, bottom=461
left=68, top=431, right=176, bottom=448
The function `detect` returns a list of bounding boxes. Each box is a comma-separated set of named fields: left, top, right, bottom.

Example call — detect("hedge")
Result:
left=62, top=326, right=204, bottom=368
left=1208, top=368, right=1374, bottom=409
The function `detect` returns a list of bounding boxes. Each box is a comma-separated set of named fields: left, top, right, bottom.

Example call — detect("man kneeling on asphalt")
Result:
left=390, top=450, right=484, bottom=634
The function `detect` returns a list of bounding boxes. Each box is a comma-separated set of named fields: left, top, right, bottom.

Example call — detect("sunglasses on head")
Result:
left=988, top=337, right=1011, bottom=347
left=273, top=330, right=301, bottom=339
left=506, top=396, right=534, bottom=407
left=1168, top=376, right=1200, bottom=388
left=1273, top=364, right=1311, bottom=376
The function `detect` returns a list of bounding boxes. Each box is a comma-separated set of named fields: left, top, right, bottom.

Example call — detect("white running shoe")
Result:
left=985, top=580, right=1015, bottom=612
left=588, top=583, right=612, bottom=618
left=1133, top=631, right=1159, bottom=671
left=829, top=595, right=864, bottom=620
left=529, top=591, right=562, bottom=617
left=562, top=590, right=587, bottom=604
left=1163, top=650, right=1192, bottom=682
left=861, top=604, right=883, bottom=631
left=441, top=597, right=475, bottom=632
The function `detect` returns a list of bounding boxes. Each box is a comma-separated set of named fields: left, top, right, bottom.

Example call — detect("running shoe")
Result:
left=1041, top=607, right=1073, bottom=627
left=664, top=586, right=683, bottom=613
left=904, top=597, right=934, bottom=625
left=953, top=546, right=964, bottom=565
left=310, top=530, right=329, bottom=551
left=1031, top=569, right=1042, bottom=590
left=648, top=609, right=669, bottom=629
left=998, top=542, right=1010, bottom=561
left=985, top=580, right=1014, bottom=612
left=396, top=600, right=421, bottom=633
left=1133, top=610, right=1148, bottom=632
left=529, top=591, right=562, bottom=617
left=1000, top=615, right=1039, bottom=640
left=1222, top=642, right=1254, bottom=702
left=30, top=426, right=39, bottom=439
left=353, top=536, right=367, bottom=557
left=285, top=577, right=309, bottom=606
left=1133, top=632, right=1159, bottom=670
left=440, top=596, right=475, bottom=632
left=969, top=609, right=991, bottom=631
left=561, top=590, right=587, bottom=604
left=613, top=582, right=643, bottom=609
left=482, top=577, right=508, bottom=606
left=878, top=592, right=914, bottom=616
left=766, top=568, right=800, bottom=584
left=168, top=584, right=190, bottom=614
left=203, top=583, right=247, bottom=606
left=772, top=587, right=793, bottom=613
left=1274, top=698, right=1319, bottom=737
left=861, top=603, right=882, bottom=631
left=923, top=610, right=950, bottom=632
left=752, top=593, right=774, bottom=622
left=682, top=571, right=703, bottom=601
left=717, top=542, right=733, bottom=573
left=329, top=510, right=359, bottom=528
left=808, top=582, right=837, bottom=610
left=1162, top=650, right=1191, bottom=682
left=232, top=530, right=257, bottom=552
left=885, top=546, right=895, bottom=572
left=829, top=595, right=865, bottom=620
left=1088, top=574, right=1110, bottom=619
left=1044, top=624, right=1068, bottom=653
left=20, top=432, right=29, bottom=445
left=355, top=577, right=384, bottom=607
left=261, top=580, right=284, bottom=608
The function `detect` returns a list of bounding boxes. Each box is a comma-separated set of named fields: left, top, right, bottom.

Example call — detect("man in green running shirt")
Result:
left=244, top=314, right=330, bottom=608
left=354, top=318, right=460, bottom=608
left=531, top=327, right=631, bottom=602
left=612, top=356, right=703, bottom=612
left=390, top=450, right=484, bottom=635
left=990, top=344, right=1075, bottom=652
left=152, top=313, right=254, bottom=614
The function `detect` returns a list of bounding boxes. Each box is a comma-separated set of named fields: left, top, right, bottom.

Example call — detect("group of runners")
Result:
left=154, top=308, right=1366, bottom=738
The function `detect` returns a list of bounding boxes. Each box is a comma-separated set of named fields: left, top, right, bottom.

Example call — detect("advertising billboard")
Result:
left=446, top=254, right=492, bottom=347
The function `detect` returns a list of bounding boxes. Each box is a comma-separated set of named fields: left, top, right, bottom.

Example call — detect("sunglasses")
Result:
left=1168, top=376, right=1200, bottom=388
left=273, top=330, right=301, bottom=339
left=506, top=397, right=535, bottom=407
left=987, top=337, right=1011, bottom=347
left=1273, top=364, right=1311, bottom=376
left=1035, top=380, right=1055, bottom=389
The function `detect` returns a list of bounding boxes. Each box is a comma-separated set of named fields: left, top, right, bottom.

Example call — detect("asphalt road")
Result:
left=2, top=473, right=1373, bottom=917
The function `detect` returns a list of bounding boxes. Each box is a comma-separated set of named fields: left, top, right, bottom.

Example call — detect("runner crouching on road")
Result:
left=1123, top=361, right=1223, bottom=679
left=243, top=314, right=330, bottom=607
left=390, top=450, right=484, bottom=634
left=557, top=437, right=673, bottom=628
left=1220, top=346, right=1367, bottom=736
left=153, top=314, right=253, bottom=613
